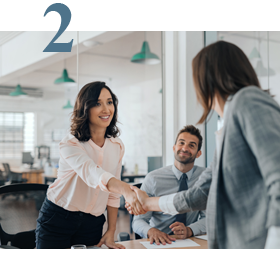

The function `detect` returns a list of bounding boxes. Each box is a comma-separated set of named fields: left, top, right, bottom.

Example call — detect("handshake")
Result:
left=107, top=178, right=160, bottom=215
left=124, top=185, right=150, bottom=215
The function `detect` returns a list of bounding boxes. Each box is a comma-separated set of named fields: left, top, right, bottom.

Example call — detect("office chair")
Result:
left=0, top=183, right=49, bottom=248
left=2, top=163, right=28, bottom=184
left=0, top=223, right=35, bottom=249
left=0, top=170, right=5, bottom=186
left=128, top=183, right=143, bottom=239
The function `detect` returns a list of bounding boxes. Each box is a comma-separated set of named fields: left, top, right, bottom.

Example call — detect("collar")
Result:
left=223, top=94, right=233, bottom=122
left=172, top=164, right=194, bottom=181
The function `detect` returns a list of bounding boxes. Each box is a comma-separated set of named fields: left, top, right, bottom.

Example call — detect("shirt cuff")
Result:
left=98, top=172, right=115, bottom=193
left=265, top=226, right=280, bottom=249
left=188, top=224, right=201, bottom=237
left=141, top=225, right=153, bottom=239
left=159, top=193, right=178, bottom=215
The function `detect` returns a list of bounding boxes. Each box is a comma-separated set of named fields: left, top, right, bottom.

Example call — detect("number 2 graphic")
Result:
left=43, top=3, right=73, bottom=52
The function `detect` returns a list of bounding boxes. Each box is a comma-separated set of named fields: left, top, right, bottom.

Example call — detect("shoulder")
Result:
left=192, top=165, right=206, bottom=178
left=59, top=133, right=81, bottom=146
left=231, top=86, right=274, bottom=112
left=145, top=165, right=172, bottom=180
left=108, top=137, right=125, bottom=152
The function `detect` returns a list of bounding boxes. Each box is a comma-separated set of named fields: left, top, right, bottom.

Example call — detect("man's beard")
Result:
left=175, top=151, right=197, bottom=164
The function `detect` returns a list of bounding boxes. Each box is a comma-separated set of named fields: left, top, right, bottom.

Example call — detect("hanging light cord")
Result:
left=77, top=31, right=79, bottom=92
left=267, top=31, right=269, bottom=91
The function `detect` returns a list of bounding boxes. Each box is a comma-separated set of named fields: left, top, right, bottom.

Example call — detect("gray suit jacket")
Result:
left=173, top=86, right=280, bottom=248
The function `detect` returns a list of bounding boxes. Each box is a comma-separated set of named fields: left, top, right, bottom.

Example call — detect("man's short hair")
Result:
left=175, top=125, right=203, bottom=151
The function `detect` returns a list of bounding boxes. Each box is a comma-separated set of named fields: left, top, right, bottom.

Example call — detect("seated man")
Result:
left=132, top=125, right=206, bottom=245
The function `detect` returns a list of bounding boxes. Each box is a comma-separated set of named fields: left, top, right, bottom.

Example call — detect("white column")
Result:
left=162, top=31, right=205, bottom=167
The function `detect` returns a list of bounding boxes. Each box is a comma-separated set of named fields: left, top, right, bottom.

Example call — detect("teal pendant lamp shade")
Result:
left=131, top=41, right=160, bottom=65
left=249, top=47, right=261, bottom=60
left=63, top=99, right=73, bottom=109
left=54, top=69, right=75, bottom=84
left=9, top=84, right=27, bottom=96
left=254, top=60, right=275, bottom=77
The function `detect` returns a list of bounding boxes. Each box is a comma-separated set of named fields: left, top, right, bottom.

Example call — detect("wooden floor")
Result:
left=0, top=193, right=134, bottom=241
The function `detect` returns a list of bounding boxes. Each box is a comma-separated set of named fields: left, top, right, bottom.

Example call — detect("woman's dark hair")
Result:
left=70, top=81, right=120, bottom=141
left=192, top=40, right=267, bottom=124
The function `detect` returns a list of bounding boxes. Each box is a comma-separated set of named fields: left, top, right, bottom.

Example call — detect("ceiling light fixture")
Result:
left=9, top=84, right=27, bottom=96
left=54, top=69, right=75, bottom=84
left=131, top=41, right=160, bottom=65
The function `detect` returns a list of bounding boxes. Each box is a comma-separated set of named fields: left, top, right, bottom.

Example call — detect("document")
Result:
left=140, top=239, right=200, bottom=249
left=194, top=234, right=208, bottom=241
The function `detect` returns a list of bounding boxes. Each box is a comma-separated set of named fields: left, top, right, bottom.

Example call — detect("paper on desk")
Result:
left=140, top=239, right=200, bottom=249
left=194, top=234, right=208, bottom=241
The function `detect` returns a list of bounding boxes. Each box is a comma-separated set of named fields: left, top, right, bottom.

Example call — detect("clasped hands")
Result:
left=124, top=185, right=149, bottom=215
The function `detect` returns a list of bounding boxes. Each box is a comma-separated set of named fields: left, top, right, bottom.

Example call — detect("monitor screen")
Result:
left=22, top=152, right=34, bottom=164
left=147, top=156, right=162, bottom=173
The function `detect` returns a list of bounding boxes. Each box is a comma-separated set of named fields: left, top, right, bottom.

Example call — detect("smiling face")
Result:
left=173, top=132, right=201, bottom=165
left=88, top=88, right=115, bottom=131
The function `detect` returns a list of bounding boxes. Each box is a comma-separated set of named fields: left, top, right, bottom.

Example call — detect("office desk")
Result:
left=9, top=167, right=44, bottom=184
left=42, top=173, right=147, bottom=184
left=121, top=174, right=146, bottom=183
left=42, top=174, right=57, bottom=185
left=117, top=237, right=208, bottom=249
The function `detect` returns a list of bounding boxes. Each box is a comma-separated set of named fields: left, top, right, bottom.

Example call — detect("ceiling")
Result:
left=0, top=31, right=162, bottom=96
left=0, top=31, right=23, bottom=45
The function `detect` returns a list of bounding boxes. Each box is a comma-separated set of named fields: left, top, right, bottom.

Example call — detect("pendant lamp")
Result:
left=249, top=47, right=261, bottom=60
left=54, top=69, right=75, bottom=84
left=131, top=41, right=160, bottom=65
left=9, top=84, right=27, bottom=96
left=254, top=60, right=275, bottom=77
left=62, top=99, right=73, bottom=109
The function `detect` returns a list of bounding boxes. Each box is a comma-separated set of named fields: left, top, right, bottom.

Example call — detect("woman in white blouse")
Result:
left=35, top=81, right=145, bottom=249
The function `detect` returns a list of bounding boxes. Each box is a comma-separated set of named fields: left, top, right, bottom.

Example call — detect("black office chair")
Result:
left=2, top=163, right=28, bottom=184
left=0, top=183, right=49, bottom=248
left=0, top=223, right=36, bottom=249
left=0, top=170, right=5, bottom=186
left=129, top=183, right=143, bottom=239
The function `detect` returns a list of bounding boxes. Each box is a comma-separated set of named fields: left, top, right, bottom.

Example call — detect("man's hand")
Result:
left=96, top=230, right=125, bottom=249
left=123, top=186, right=146, bottom=215
left=169, top=222, right=193, bottom=239
left=147, top=228, right=176, bottom=245
left=125, top=186, right=149, bottom=214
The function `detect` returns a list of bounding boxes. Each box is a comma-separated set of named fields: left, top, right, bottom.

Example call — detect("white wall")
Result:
left=116, top=78, right=162, bottom=174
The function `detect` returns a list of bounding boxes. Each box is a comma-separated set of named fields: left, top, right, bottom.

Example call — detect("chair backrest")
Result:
left=2, top=163, right=11, bottom=177
left=0, top=170, right=5, bottom=185
left=130, top=183, right=143, bottom=239
left=0, top=183, right=49, bottom=234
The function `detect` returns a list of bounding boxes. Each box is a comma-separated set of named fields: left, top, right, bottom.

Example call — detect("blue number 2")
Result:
left=43, top=3, right=73, bottom=52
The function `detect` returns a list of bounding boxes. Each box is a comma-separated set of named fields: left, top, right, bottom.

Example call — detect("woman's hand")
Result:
left=123, top=186, right=146, bottom=215
left=125, top=186, right=149, bottom=214
left=107, top=178, right=146, bottom=215
left=96, top=230, right=125, bottom=249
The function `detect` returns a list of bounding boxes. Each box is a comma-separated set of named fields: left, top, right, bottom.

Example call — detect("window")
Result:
left=0, top=112, right=35, bottom=159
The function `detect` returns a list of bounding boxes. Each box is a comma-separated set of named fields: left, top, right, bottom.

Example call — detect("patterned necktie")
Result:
left=175, top=173, right=188, bottom=224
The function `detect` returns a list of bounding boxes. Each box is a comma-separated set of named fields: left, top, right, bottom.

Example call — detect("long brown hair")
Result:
left=70, top=81, right=120, bottom=141
left=192, top=40, right=264, bottom=124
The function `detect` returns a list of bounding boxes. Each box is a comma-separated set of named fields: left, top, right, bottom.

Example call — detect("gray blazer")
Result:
left=173, top=86, right=280, bottom=248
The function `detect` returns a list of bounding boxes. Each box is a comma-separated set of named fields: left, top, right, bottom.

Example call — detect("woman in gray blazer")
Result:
left=126, top=41, right=280, bottom=249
